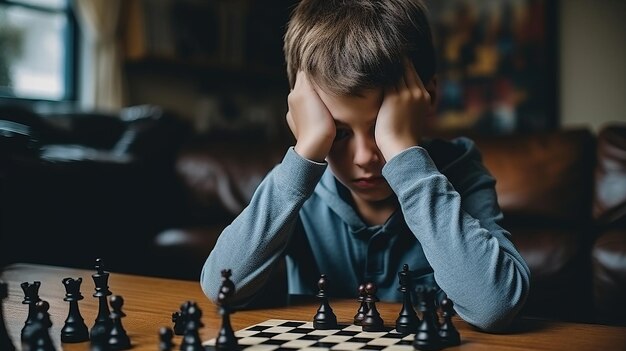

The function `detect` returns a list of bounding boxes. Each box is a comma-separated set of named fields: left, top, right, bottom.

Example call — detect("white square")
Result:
left=381, top=345, right=415, bottom=351
left=270, top=332, right=304, bottom=341
left=342, top=325, right=363, bottom=332
left=281, top=339, right=319, bottom=348
left=261, top=319, right=290, bottom=326
left=355, top=331, right=388, bottom=338
left=264, top=326, right=296, bottom=334
left=330, top=341, right=368, bottom=350
left=319, top=335, right=352, bottom=343
left=367, top=337, right=401, bottom=346
left=300, top=322, right=315, bottom=329
left=300, top=348, right=331, bottom=351
left=235, top=329, right=260, bottom=337
left=238, top=336, right=269, bottom=345
left=202, top=338, right=215, bottom=346
left=310, top=329, right=341, bottom=336
left=401, top=334, right=415, bottom=341
left=242, top=345, right=279, bottom=351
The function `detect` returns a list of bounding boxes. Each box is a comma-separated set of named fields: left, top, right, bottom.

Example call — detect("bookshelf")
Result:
left=121, top=0, right=295, bottom=89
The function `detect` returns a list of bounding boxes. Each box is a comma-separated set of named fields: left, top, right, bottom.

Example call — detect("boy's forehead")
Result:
left=316, top=87, right=383, bottom=123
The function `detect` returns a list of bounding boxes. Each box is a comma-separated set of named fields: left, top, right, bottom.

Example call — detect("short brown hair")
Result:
left=284, top=0, right=436, bottom=95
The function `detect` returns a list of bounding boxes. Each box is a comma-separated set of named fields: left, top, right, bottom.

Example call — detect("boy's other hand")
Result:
left=287, top=71, right=336, bottom=162
left=375, top=59, right=430, bottom=160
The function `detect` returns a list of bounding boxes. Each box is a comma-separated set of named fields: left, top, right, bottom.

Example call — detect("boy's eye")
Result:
left=334, top=129, right=351, bottom=141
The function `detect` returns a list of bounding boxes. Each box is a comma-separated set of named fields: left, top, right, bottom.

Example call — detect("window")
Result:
left=0, top=0, right=76, bottom=101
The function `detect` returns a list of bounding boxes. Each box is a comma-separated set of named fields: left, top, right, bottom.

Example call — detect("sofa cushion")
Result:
left=474, top=129, right=595, bottom=224
left=593, top=123, right=626, bottom=226
left=592, top=229, right=626, bottom=325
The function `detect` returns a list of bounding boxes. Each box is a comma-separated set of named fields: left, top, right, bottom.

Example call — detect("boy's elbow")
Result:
left=468, top=274, right=530, bottom=333
left=200, top=264, right=221, bottom=304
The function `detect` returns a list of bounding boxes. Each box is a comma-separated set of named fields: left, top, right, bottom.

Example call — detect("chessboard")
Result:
left=203, top=319, right=417, bottom=351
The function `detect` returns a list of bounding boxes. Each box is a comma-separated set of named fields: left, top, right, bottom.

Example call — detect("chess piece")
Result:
left=89, top=324, right=109, bottom=351
left=216, top=269, right=238, bottom=350
left=413, top=286, right=441, bottom=351
left=438, top=297, right=460, bottom=347
left=158, top=326, right=174, bottom=351
left=108, top=295, right=131, bottom=350
left=180, top=302, right=204, bottom=351
left=313, top=274, right=338, bottom=330
left=61, top=277, right=90, bottom=343
left=172, top=301, right=192, bottom=336
left=0, top=281, right=16, bottom=351
left=361, top=282, right=385, bottom=332
left=20, top=281, right=42, bottom=343
left=91, top=258, right=113, bottom=338
left=395, top=264, right=419, bottom=334
left=353, top=283, right=368, bottom=326
left=29, top=300, right=56, bottom=351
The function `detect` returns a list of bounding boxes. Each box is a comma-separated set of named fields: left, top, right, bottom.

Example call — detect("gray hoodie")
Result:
left=201, top=137, right=530, bottom=332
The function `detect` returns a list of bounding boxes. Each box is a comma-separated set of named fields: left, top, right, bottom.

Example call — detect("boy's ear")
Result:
left=425, top=76, right=438, bottom=112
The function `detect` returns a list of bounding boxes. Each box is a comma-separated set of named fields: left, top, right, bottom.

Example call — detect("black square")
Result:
left=347, top=337, right=372, bottom=343
left=382, top=333, right=405, bottom=339
left=247, top=325, right=271, bottom=331
left=279, top=321, right=307, bottom=328
left=312, top=341, right=338, bottom=348
left=288, top=328, right=312, bottom=334
left=398, top=340, right=413, bottom=345
left=335, top=330, right=360, bottom=336
left=254, top=332, right=280, bottom=338
left=260, top=339, right=289, bottom=345
left=299, top=334, right=325, bottom=341
left=361, top=346, right=386, bottom=350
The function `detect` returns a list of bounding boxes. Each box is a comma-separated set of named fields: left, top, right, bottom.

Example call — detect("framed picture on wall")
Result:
left=425, top=0, right=558, bottom=136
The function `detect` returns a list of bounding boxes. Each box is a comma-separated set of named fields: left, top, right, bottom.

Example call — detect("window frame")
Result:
left=0, top=0, right=78, bottom=104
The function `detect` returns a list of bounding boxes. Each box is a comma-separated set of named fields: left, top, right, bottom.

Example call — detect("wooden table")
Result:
left=1, top=263, right=625, bottom=351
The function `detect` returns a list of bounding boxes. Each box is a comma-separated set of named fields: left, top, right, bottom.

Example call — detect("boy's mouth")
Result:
left=353, top=176, right=385, bottom=188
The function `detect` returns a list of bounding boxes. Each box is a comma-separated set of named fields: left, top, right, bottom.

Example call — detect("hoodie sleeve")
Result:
left=200, top=147, right=327, bottom=306
left=382, top=143, right=530, bottom=332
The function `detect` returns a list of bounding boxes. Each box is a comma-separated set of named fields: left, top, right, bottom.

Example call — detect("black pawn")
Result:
left=0, top=281, right=16, bottom=351
left=395, top=264, right=419, bottom=334
left=158, top=326, right=174, bottom=351
left=172, top=301, right=192, bottom=336
left=61, top=277, right=90, bottom=343
left=89, top=324, right=110, bottom=351
left=216, top=269, right=238, bottom=350
left=108, top=295, right=131, bottom=350
left=91, top=258, right=113, bottom=338
left=313, top=274, right=337, bottom=330
left=413, top=286, right=441, bottom=351
left=20, top=281, right=42, bottom=343
left=353, top=283, right=368, bottom=326
left=361, top=282, right=385, bottom=332
left=180, top=302, right=203, bottom=351
left=31, top=300, right=56, bottom=351
left=438, top=297, right=460, bottom=347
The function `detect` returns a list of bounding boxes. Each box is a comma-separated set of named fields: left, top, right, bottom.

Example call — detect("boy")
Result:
left=201, top=0, right=529, bottom=332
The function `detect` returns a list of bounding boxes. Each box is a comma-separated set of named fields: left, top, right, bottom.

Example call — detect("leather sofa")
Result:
left=2, top=103, right=624, bottom=326
left=0, top=104, right=192, bottom=273
left=150, top=123, right=626, bottom=326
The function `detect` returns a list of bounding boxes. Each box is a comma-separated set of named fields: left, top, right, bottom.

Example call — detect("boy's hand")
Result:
left=375, top=59, right=430, bottom=160
left=286, top=71, right=336, bottom=162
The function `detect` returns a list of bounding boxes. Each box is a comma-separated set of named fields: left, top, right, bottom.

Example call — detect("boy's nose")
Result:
left=353, top=136, right=381, bottom=167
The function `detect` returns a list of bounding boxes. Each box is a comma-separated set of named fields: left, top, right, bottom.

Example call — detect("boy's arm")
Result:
left=383, top=145, right=530, bottom=332
left=200, top=147, right=326, bottom=307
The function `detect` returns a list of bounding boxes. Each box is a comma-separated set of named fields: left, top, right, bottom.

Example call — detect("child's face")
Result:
left=316, top=88, right=395, bottom=203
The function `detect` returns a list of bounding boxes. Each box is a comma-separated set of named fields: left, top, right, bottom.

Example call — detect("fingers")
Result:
left=402, top=57, right=425, bottom=90
left=286, top=111, right=297, bottom=137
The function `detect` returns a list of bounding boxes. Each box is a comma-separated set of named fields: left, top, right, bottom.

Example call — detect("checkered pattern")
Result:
left=203, top=319, right=417, bottom=350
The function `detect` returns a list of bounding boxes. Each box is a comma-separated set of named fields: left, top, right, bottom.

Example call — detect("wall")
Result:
left=122, top=0, right=626, bottom=134
left=559, top=0, right=626, bottom=131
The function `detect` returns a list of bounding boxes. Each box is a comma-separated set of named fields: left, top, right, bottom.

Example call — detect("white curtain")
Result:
left=74, top=0, right=124, bottom=111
